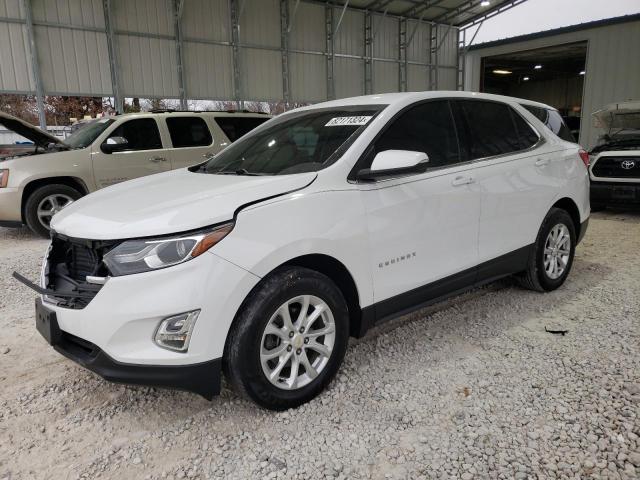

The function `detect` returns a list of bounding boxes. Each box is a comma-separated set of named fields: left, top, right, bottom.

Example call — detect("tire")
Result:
left=518, top=208, right=576, bottom=292
left=223, top=266, right=350, bottom=410
left=24, top=184, right=82, bottom=238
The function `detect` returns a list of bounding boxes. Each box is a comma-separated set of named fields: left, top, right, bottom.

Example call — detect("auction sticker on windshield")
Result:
left=325, top=116, right=372, bottom=127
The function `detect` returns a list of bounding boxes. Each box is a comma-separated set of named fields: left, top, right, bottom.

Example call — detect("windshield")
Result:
left=197, top=106, right=385, bottom=175
left=64, top=118, right=115, bottom=149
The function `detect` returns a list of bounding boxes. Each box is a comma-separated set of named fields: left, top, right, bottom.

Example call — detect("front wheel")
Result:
left=224, top=267, right=349, bottom=410
left=518, top=208, right=576, bottom=292
left=24, top=184, right=82, bottom=238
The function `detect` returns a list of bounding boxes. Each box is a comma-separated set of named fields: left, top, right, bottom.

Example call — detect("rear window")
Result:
left=166, top=117, right=212, bottom=148
left=215, top=116, right=270, bottom=142
left=522, top=105, right=575, bottom=143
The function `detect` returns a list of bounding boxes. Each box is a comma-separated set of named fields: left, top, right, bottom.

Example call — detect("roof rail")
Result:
left=148, top=108, right=268, bottom=115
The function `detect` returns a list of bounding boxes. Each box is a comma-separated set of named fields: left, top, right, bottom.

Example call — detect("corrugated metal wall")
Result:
left=0, top=0, right=33, bottom=93
left=464, top=18, right=640, bottom=148
left=0, top=0, right=460, bottom=104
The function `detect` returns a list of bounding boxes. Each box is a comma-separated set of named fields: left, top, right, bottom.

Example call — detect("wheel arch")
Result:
left=226, top=253, right=367, bottom=343
left=21, top=176, right=89, bottom=222
left=280, top=254, right=365, bottom=338
left=550, top=197, right=581, bottom=238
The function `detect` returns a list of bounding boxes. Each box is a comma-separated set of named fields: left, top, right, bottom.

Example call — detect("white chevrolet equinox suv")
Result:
left=15, top=91, right=590, bottom=410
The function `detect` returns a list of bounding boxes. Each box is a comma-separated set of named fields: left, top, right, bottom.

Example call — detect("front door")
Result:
left=358, top=100, right=480, bottom=320
left=92, top=118, right=170, bottom=188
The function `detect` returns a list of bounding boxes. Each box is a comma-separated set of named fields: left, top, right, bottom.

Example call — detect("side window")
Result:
left=166, top=117, right=212, bottom=148
left=510, top=109, right=540, bottom=149
left=108, top=119, right=162, bottom=151
left=455, top=100, right=521, bottom=160
left=215, top=117, right=270, bottom=142
left=546, top=110, right=576, bottom=142
left=521, top=105, right=576, bottom=143
left=522, top=105, right=548, bottom=123
left=373, top=100, right=460, bottom=169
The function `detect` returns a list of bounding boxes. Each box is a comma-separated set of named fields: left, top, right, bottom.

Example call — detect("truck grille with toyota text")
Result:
left=44, top=234, right=116, bottom=309
left=592, top=156, right=640, bottom=179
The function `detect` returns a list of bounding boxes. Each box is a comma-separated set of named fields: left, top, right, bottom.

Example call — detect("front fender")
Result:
left=212, top=189, right=375, bottom=308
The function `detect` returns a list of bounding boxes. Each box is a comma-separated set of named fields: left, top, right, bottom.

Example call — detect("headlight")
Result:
left=103, top=222, right=234, bottom=276
left=0, top=169, right=8, bottom=188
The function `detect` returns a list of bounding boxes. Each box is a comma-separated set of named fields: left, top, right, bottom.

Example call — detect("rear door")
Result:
left=454, top=99, right=555, bottom=268
left=92, top=118, right=170, bottom=188
left=358, top=100, right=480, bottom=315
left=164, top=115, right=215, bottom=169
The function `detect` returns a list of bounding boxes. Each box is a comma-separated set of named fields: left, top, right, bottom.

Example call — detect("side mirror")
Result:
left=101, top=136, right=129, bottom=154
left=357, top=150, right=429, bottom=181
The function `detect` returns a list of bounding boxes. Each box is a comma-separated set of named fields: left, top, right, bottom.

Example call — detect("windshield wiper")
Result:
left=215, top=168, right=266, bottom=176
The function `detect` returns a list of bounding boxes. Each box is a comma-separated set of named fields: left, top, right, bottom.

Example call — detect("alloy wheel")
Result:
left=543, top=223, right=571, bottom=280
left=260, top=295, right=336, bottom=390
left=36, top=194, right=74, bottom=230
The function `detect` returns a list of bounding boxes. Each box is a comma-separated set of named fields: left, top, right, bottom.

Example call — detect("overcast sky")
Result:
left=469, top=0, right=640, bottom=45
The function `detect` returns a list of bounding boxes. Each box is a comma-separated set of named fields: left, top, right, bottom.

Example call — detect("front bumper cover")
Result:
left=37, top=298, right=221, bottom=399
left=591, top=181, right=640, bottom=206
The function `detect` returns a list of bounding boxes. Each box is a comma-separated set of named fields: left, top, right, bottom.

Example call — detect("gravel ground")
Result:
left=1, top=211, right=639, bottom=480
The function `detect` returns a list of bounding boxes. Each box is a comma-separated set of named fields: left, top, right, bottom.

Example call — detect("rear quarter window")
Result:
left=522, top=105, right=576, bottom=143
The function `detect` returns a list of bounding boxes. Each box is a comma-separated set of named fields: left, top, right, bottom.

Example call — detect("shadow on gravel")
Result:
left=353, top=258, right=614, bottom=351
left=0, top=226, right=38, bottom=240
left=591, top=208, right=640, bottom=224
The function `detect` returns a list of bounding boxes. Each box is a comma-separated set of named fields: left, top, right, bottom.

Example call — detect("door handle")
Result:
left=535, top=158, right=550, bottom=167
left=451, top=176, right=475, bottom=186
left=149, top=156, right=167, bottom=163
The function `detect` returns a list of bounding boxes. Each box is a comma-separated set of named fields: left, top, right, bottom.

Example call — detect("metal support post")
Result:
left=364, top=10, right=373, bottom=95
left=457, top=27, right=465, bottom=90
left=230, top=0, right=242, bottom=109
left=399, top=17, right=407, bottom=92
left=103, top=0, right=123, bottom=113
left=280, top=0, right=291, bottom=105
left=325, top=5, right=335, bottom=100
left=23, top=0, right=46, bottom=129
left=429, top=23, right=438, bottom=90
left=173, top=0, right=188, bottom=109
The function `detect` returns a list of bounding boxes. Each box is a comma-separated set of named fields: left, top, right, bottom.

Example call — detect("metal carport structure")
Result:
left=0, top=0, right=527, bottom=129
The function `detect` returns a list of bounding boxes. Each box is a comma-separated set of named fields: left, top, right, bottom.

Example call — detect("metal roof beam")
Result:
left=459, top=0, right=528, bottom=29
left=364, top=0, right=394, bottom=11
left=401, top=0, right=448, bottom=19
left=432, top=0, right=479, bottom=24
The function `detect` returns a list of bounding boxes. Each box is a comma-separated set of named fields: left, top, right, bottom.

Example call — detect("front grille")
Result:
left=45, top=234, right=116, bottom=309
left=592, top=156, right=640, bottom=179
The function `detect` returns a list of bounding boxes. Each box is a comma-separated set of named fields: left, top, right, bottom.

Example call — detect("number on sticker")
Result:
left=325, top=116, right=372, bottom=127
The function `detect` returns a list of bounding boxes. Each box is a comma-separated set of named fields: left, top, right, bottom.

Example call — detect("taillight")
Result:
left=578, top=149, right=590, bottom=168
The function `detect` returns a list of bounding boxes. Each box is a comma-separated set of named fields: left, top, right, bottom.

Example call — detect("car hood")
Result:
left=593, top=101, right=640, bottom=131
left=51, top=169, right=317, bottom=240
left=0, top=111, right=65, bottom=148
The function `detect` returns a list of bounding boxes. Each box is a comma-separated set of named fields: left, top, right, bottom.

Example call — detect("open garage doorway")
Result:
left=480, top=42, right=587, bottom=140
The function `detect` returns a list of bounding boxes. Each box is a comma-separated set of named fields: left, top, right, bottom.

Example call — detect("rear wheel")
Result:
left=224, top=267, right=349, bottom=410
left=518, top=208, right=576, bottom=292
left=24, top=184, right=81, bottom=238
